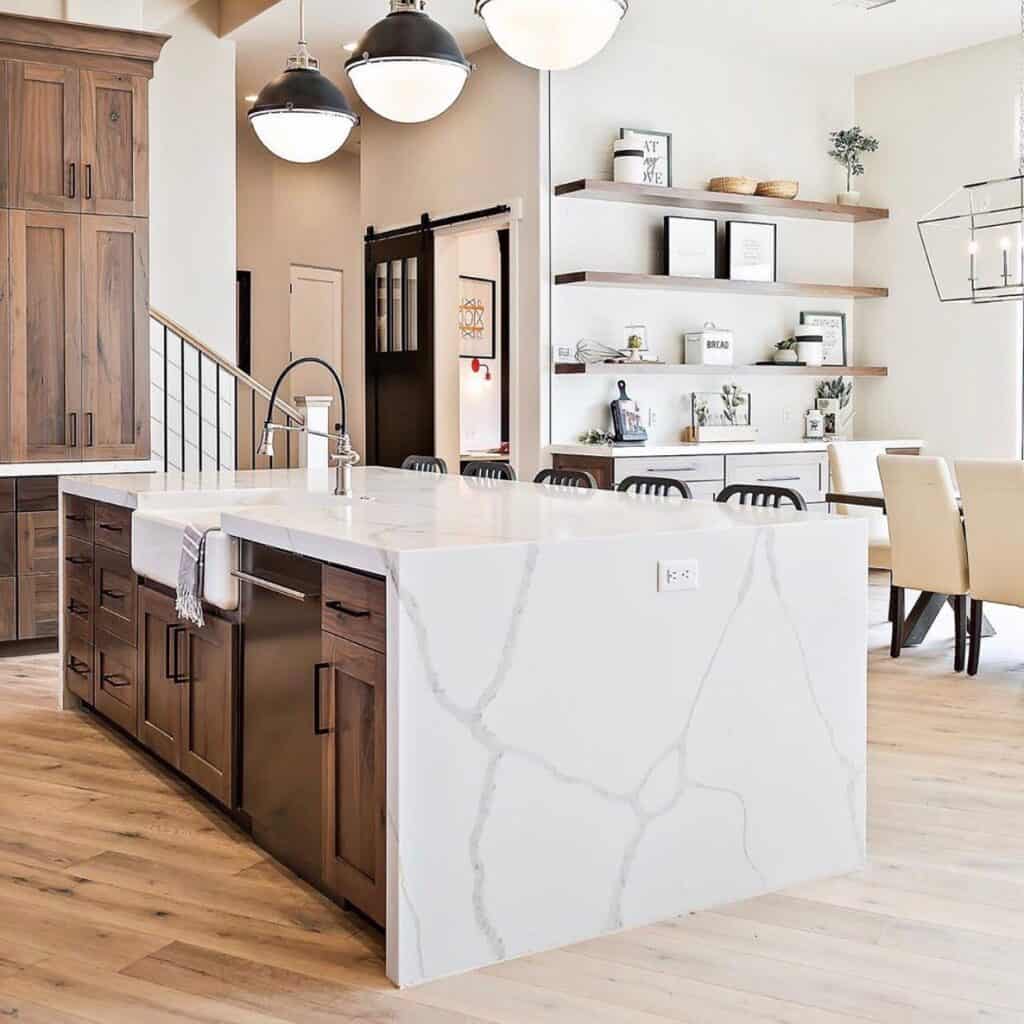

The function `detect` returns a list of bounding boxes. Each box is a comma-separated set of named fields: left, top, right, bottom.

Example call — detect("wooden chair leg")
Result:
left=968, top=599, right=984, bottom=677
left=887, top=579, right=897, bottom=623
left=953, top=595, right=967, bottom=673
left=890, top=586, right=905, bottom=658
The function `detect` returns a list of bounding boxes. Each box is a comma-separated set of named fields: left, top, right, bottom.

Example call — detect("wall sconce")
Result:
left=471, top=357, right=492, bottom=382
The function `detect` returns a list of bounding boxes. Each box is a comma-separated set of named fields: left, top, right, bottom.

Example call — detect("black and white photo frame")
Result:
left=800, top=311, right=848, bottom=367
left=726, top=221, right=777, bottom=283
left=618, top=128, right=673, bottom=187
left=664, top=216, right=717, bottom=279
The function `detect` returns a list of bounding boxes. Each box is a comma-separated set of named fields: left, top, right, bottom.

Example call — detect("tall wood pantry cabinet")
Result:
left=0, top=14, right=167, bottom=464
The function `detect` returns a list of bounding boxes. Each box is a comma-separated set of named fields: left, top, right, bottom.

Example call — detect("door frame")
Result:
left=288, top=263, right=343, bottom=407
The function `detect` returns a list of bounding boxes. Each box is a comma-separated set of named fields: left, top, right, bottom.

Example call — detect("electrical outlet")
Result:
left=782, top=408, right=793, bottom=424
left=648, top=409, right=658, bottom=427
left=659, top=559, right=699, bottom=593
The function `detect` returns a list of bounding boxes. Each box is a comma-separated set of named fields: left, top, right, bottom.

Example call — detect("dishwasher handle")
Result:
left=232, top=569, right=320, bottom=603
left=314, top=663, right=331, bottom=736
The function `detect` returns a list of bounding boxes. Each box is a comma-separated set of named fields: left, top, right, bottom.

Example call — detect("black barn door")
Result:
left=364, top=225, right=434, bottom=467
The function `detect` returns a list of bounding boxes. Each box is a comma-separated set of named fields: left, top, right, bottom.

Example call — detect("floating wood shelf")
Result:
left=554, top=179, right=890, bottom=223
left=555, top=363, right=888, bottom=378
left=554, top=271, right=888, bottom=300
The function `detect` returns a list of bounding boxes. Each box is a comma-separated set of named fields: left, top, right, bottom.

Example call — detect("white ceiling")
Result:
left=231, top=0, right=1020, bottom=127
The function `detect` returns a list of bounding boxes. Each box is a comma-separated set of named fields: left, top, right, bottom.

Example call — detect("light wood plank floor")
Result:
left=1, top=577, right=1023, bottom=1022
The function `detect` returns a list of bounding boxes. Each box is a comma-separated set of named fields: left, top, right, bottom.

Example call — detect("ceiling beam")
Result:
left=218, top=0, right=281, bottom=36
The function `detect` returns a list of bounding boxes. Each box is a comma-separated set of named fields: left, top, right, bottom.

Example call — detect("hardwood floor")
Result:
left=1, top=576, right=1023, bottom=1022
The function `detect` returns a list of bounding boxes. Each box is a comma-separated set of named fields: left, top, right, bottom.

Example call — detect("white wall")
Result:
left=236, top=122, right=364, bottom=448
left=150, top=0, right=237, bottom=360
left=855, top=35, right=1022, bottom=461
left=549, top=8, right=858, bottom=446
left=360, top=44, right=543, bottom=477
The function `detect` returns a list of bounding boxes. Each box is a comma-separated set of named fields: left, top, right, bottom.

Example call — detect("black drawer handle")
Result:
left=98, top=522, right=123, bottom=533
left=66, top=656, right=89, bottom=677
left=101, top=588, right=127, bottom=600
left=314, top=662, right=330, bottom=736
left=166, top=624, right=190, bottom=684
left=67, top=598, right=89, bottom=617
left=101, top=672, right=130, bottom=688
left=65, top=513, right=88, bottom=523
left=65, top=555, right=92, bottom=566
left=325, top=601, right=370, bottom=619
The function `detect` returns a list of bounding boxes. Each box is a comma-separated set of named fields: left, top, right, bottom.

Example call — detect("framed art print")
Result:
left=664, top=216, right=717, bottom=279
left=619, top=128, right=672, bottom=187
left=726, top=221, right=777, bottom=283
left=458, top=276, right=496, bottom=359
left=800, top=311, right=848, bottom=366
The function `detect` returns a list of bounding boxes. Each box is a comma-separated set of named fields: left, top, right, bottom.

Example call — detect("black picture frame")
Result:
left=664, top=216, right=718, bottom=278
left=458, top=275, right=496, bottom=360
left=726, top=221, right=778, bottom=283
left=800, top=311, right=848, bottom=367
left=619, top=128, right=673, bottom=187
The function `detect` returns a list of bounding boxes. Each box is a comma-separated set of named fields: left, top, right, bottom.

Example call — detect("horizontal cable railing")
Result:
left=149, top=308, right=304, bottom=473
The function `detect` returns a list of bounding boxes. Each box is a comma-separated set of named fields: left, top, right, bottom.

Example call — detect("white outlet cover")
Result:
left=659, top=559, right=699, bottom=593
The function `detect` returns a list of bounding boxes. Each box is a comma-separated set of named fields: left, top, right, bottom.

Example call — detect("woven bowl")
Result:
left=756, top=180, right=800, bottom=199
left=708, top=176, right=759, bottom=195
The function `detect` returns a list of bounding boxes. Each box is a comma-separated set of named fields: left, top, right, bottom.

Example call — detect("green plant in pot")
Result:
left=828, top=126, right=879, bottom=206
left=626, top=332, right=645, bottom=362
left=773, top=337, right=799, bottom=365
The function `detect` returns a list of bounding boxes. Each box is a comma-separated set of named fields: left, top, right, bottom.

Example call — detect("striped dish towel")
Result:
left=177, top=524, right=211, bottom=627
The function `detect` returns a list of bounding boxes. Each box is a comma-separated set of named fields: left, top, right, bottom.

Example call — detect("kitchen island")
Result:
left=58, top=467, right=868, bottom=988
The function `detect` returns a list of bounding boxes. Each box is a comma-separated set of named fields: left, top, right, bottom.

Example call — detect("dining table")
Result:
left=825, top=489, right=995, bottom=647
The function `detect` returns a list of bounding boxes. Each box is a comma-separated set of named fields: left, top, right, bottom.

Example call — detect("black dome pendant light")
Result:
left=345, top=0, right=472, bottom=124
left=248, top=0, right=359, bottom=163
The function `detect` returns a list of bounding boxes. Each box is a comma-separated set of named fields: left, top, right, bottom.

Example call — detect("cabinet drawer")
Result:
left=0, top=578, right=15, bottom=641
left=95, top=546, right=137, bottom=645
left=725, top=452, right=827, bottom=504
left=65, top=636, right=94, bottom=705
left=65, top=586, right=94, bottom=643
left=64, top=494, right=95, bottom=543
left=18, top=510, right=58, bottom=574
left=0, top=481, right=14, bottom=514
left=16, top=476, right=58, bottom=512
left=0, top=512, right=15, bottom=577
left=614, top=455, right=725, bottom=485
left=64, top=536, right=95, bottom=589
left=19, top=573, right=58, bottom=639
left=94, top=502, right=132, bottom=554
left=94, top=629, right=138, bottom=737
left=322, top=565, right=386, bottom=654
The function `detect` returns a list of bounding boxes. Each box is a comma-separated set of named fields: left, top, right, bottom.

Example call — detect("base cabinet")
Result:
left=137, top=583, right=236, bottom=806
left=321, top=630, right=387, bottom=927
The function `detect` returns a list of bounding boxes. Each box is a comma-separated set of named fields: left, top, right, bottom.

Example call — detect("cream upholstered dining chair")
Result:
left=878, top=456, right=970, bottom=670
left=956, top=459, right=1024, bottom=676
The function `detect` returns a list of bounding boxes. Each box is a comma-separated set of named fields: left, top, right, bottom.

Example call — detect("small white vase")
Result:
left=837, top=190, right=861, bottom=206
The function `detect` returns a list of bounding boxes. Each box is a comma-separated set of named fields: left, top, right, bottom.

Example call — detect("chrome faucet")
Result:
left=257, top=357, right=360, bottom=496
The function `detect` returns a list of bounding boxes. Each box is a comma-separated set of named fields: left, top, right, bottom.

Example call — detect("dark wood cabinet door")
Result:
left=80, top=72, right=147, bottom=217
left=9, top=210, right=82, bottom=462
left=321, top=632, right=386, bottom=927
left=94, top=628, right=137, bottom=737
left=138, top=584, right=182, bottom=767
left=82, top=215, right=149, bottom=461
left=10, top=62, right=80, bottom=213
left=64, top=633, right=93, bottom=704
left=94, top=545, right=136, bottom=644
left=0, top=577, right=15, bottom=642
left=0, top=512, right=15, bottom=577
left=0, top=210, right=9, bottom=464
left=17, top=510, right=57, bottom=574
left=18, top=573, right=57, bottom=639
left=0, top=62, right=9, bottom=208
left=179, top=614, right=235, bottom=806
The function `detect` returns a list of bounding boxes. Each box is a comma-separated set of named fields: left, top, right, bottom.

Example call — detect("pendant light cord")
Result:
left=298, top=0, right=306, bottom=46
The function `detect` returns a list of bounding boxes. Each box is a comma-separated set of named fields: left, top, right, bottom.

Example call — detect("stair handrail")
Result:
left=149, top=307, right=306, bottom=426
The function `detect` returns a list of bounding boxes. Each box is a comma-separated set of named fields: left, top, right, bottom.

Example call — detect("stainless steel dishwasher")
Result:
left=235, top=541, right=324, bottom=888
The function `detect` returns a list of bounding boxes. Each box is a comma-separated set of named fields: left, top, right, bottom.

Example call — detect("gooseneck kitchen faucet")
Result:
left=257, top=357, right=360, bottom=496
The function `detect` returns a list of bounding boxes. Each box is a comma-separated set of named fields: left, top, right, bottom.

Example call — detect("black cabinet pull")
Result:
left=101, top=673, right=130, bottom=688
left=68, top=412, right=77, bottom=448
left=98, top=522, right=123, bottom=533
left=65, top=555, right=92, bottom=566
left=325, top=601, right=370, bottom=619
left=66, top=656, right=89, bottom=677
left=67, top=162, right=76, bottom=199
left=65, top=513, right=88, bottom=524
left=169, top=626, right=191, bottom=684
left=86, top=413, right=95, bottom=448
left=314, top=663, right=330, bottom=735
left=85, top=163, right=93, bottom=200
left=67, top=598, right=89, bottom=617
left=165, top=623, right=181, bottom=680
left=101, top=587, right=126, bottom=600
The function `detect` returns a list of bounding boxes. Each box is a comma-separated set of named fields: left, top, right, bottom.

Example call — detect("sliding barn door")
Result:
left=364, top=227, right=434, bottom=468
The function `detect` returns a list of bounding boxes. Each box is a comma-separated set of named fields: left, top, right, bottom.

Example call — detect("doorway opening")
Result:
left=288, top=265, right=343, bottom=410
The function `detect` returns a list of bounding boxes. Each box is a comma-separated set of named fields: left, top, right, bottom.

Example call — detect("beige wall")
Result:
left=360, top=44, right=543, bottom=478
left=236, top=122, right=364, bottom=450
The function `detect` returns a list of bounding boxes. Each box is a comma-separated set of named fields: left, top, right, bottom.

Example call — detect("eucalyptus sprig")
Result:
left=829, top=127, right=879, bottom=192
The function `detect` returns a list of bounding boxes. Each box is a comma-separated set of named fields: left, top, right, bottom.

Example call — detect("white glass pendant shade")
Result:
left=250, top=109, right=356, bottom=163
left=477, top=0, right=627, bottom=71
left=348, top=58, right=468, bottom=123
left=346, top=2, right=473, bottom=124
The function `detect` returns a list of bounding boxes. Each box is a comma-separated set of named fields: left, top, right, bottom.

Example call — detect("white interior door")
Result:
left=288, top=265, right=343, bottom=412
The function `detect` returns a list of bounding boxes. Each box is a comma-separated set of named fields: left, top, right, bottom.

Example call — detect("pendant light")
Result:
left=345, top=0, right=472, bottom=124
left=918, top=0, right=1024, bottom=304
left=475, top=0, right=628, bottom=72
left=248, top=0, right=358, bottom=164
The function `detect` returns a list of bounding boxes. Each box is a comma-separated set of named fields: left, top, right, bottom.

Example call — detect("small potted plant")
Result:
left=625, top=331, right=645, bottom=362
left=828, top=126, right=879, bottom=206
left=773, top=337, right=799, bottom=364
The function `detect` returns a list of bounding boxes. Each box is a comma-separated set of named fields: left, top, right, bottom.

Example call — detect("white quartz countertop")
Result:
left=548, top=439, right=924, bottom=458
left=60, top=467, right=846, bottom=573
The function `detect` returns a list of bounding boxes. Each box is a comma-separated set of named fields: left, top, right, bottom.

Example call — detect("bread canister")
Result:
left=613, top=137, right=645, bottom=184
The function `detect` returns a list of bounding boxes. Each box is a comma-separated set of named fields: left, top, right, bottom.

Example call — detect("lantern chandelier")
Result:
left=918, top=2, right=1024, bottom=304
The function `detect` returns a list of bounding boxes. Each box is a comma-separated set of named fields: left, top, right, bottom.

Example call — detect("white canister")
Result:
left=684, top=322, right=734, bottom=366
left=794, top=325, right=824, bottom=367
left=613, top=138, right=645, bottom=185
